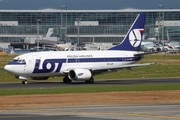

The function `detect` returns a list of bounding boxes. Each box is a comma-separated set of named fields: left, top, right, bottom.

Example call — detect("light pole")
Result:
left=37, top=19, right=41, bottom=51
left=157, top=18, right=160, bottom=45
left=159, top=4, right=164, bottom=45
left=76, top=18, right=81, bottom=46
left=60, top=5, right=67, bottom=43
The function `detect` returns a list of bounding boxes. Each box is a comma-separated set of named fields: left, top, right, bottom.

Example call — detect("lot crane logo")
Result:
left=129, top=29, right=144, bottom=47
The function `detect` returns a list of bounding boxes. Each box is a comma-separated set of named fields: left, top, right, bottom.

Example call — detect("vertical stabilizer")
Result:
left=108, top=13, right=146, bottom=51
left=46, top=28, right=54, bottom=37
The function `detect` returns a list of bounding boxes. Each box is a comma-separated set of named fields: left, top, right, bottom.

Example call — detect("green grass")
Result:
left=0, top=84, right=180, bottom=96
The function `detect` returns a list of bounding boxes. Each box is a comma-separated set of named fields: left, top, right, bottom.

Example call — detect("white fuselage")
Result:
left=5, top=50, right=140, bottom=78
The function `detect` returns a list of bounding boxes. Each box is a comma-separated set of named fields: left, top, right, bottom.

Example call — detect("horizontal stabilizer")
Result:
left=134, top=51, right=159, bottom=56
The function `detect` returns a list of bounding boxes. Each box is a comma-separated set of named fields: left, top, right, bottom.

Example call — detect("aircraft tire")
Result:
left=22, top=80, right=28, bottom=84
left=85, top=77, right=94, bottom=84
left=63, top=76, right=72, bottom=83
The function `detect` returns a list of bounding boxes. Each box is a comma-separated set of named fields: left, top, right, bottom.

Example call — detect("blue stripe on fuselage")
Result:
left=67, top=57, right=142, bottom=63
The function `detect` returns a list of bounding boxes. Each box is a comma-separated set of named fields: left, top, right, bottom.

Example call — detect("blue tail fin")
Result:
left=108, top=12, right=146, bottom=51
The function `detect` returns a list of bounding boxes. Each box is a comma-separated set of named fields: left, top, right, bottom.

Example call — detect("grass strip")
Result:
left=0, top=84, right=180, bottom=96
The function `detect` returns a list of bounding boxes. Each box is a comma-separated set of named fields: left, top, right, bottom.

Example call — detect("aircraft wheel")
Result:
left=22, top=80, right=28, bottom=84
left=63, top=76, right=72, bottom=83
left=85, top=77, right=94, bottom=84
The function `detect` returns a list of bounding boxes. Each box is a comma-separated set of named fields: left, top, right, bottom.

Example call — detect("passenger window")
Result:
left=17, top=59, right=26, bottom=63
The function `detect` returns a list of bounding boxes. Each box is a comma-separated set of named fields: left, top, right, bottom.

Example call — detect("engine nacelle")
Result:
left=68, top=69, right=92, bottom=81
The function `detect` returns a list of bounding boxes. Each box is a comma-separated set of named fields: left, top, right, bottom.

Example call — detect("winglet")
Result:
left=108, top=12, right=146, bottom=51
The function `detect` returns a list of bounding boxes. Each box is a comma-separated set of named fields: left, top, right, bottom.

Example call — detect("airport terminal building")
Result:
left=0, top=9, right=180, bottom=48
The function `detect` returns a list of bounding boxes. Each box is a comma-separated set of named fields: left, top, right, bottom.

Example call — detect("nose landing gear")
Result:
left=22, top=80, right=28, bottom=84
left=19, top=76, right=28, bottom=84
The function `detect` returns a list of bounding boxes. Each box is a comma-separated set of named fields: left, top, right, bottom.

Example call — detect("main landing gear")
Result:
left=63, top=76, right=72, bottom=83
left=63, top=76, right=94, bottom=84
left=85, top=77, right=94, bottom=84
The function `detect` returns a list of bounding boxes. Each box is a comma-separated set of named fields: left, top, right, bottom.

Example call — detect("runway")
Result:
left=1, top=77, right=180, bottom=120
left=0, top=77, right=180, bottom=89
left=0, top=104, right=180, bottom=120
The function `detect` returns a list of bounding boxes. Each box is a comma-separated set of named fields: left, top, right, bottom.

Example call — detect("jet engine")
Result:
left=68, top=69, right=92, bottom=81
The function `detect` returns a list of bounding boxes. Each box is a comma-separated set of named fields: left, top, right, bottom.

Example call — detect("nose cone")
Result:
left=4, top=65, right=14, bottom=74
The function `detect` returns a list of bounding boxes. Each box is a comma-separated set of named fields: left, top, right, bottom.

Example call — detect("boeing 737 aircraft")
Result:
left=4, top=12, right=150, bottom=84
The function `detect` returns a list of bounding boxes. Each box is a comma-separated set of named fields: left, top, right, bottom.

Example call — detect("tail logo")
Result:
left=129, top=29, right=144, bottom=47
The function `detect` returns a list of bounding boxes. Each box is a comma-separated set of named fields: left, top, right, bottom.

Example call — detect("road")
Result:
left=0, top=104, right=180, bottom=120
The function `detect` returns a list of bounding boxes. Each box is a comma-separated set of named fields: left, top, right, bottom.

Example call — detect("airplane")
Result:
left=141, top=41, right=159, bottom=52
left=4, top=12, right=151, bottom=84
left=42, top=28, right=58, bottom=42
left=55, top=43, right=72, bottom=51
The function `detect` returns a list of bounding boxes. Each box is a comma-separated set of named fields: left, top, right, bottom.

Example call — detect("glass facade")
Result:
left=0, top=9, right=180, bottom=44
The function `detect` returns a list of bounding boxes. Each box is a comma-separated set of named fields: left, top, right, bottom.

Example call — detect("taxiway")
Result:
left=0, top=77, right=180, bottom=89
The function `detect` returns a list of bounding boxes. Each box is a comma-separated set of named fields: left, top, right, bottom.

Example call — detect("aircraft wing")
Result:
left=91, top=63, right=151, bottom=71
left=90, top=63, right=152, bottom=75
left=62, top=63, right=151, bottom=74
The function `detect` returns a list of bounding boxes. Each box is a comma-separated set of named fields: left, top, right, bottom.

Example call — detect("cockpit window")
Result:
left=21, top=59, right=26, bottom=62
left=13, top=59, right=19, bottom=62
left=12, top=58, right=26, bottom=63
